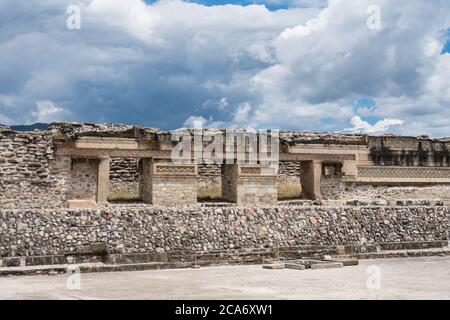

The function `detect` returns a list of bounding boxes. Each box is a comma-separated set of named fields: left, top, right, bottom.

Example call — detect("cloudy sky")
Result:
left=0, top=0, right=449, bottom=136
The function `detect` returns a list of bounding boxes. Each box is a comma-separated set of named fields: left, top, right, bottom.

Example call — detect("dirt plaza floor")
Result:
left=0, top=256, right=449, bottom=300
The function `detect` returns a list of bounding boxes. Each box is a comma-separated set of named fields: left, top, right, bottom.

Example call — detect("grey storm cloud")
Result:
left=0, top=0, right=449, bottom=136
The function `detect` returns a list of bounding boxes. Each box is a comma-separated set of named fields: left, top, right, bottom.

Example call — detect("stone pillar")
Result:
left=301, top=160, right=322, bottom=200
left=96, top=156, right=110, bottom=205
left=222, top=164, right=277, bottom=205
left=140, top=159, right=198, bottom=205
left=342, top=160, right=357, bottom=177
left=140, top=158, right=153, bottom=203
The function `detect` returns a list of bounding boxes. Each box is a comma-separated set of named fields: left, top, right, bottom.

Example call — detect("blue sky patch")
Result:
left=144, top=0, right=293, bottom=10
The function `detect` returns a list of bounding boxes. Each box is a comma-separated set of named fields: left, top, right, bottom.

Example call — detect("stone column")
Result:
left=140, top=159, right=198, bottom=205
left=301, top=160, right=322, bottom=200
left=222, top=164, right=277, bottom=205
left=96, top=156, right=110, bottom=205
left=342, top=160, right=357, bottom=177
left=139, top=158, right=153, bottom=203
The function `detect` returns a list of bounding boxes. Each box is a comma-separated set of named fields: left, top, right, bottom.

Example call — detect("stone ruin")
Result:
left=0, top=122, right=449, bottom=269
left=0, top=122, right=450, bottom=209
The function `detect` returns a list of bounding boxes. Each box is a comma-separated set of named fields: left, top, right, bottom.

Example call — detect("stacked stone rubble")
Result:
left=0, top=205, right=447, bottom=256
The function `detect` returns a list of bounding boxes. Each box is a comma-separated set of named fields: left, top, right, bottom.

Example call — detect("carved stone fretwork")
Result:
left=356, top=166, right=450, bottom=183
left=153, top=163, right=197, bottom=176
left=140, top=160, right=198, bottom=205
left=239, top=166, right=261, bottom=175
left=280, top=153, right=355, bottom=161
left=238, top=165, right=277, bottom=176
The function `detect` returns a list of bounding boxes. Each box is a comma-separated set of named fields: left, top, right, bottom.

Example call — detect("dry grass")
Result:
left=108, top=190, right=141, bottom=203
left=278, top=182, right=302, bottom=200
left=198, top=184, right=222, bottom=201
left=108, top=183, right=302, bottom=202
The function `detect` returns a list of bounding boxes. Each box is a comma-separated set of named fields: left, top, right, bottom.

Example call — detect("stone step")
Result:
left=310, top=262, right=343, bottom=270
left=285, top=263, right=306, bottom=270
left=262, top=264, right=285, bottom=270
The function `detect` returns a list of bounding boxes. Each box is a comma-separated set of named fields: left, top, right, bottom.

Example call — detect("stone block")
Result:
left=285, top=263, right=306, bottom=270
left=140, top=159, right=198, bottom=205
left=332, top=258, right=359, bottom=266
left=67, top=200, right=98, bottom=209
left=310, top=262, right=343, bottom=269
left=222, top=164, right=277, bottom=205
left=263, top=264, right=285, bottom=270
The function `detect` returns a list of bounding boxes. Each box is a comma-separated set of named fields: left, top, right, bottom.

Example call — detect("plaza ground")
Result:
left=0, top=256, right=449, bottom=300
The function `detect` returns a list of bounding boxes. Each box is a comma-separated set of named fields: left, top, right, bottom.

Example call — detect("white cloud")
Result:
left=183, top=115, right=226, bottom=128
left=29, top=101, right=68, bottom=124
left=0, top=0, right=449, bottom=136
left=202, top=97, right=229, bottom=110
left=344, top=115, right=404, bottom=134
left=244, top=0, right=450, bottom=135
left=232, top=102, right=252, bottom=124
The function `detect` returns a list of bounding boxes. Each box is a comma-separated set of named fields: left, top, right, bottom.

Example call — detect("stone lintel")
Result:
left=57, top=147, right=357, bottom=163
left=74, top=137, right=141, bottom=149
left=56, top=147, right=173, bottom=159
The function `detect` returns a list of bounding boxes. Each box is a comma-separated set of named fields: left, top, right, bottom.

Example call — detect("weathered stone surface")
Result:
left=311, top=262, right=344, bottom=269
left=263, top=264, right=285, bottom=270
left=2, top=123, right=450, bottom=209
left=67, top=200, right=97, bottom=209
left=0, top=205, right=447, bottom=257
left=285, top=263, right=306, bottom=270
left=0, top=128, right=65, bottom=209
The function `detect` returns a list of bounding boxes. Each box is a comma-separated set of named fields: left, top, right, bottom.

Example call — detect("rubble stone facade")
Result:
left=0, top=122, right=449, bottom=209
left=0, top=123, right=449, bottom=263
left=0, top=205, right=448, bottom=257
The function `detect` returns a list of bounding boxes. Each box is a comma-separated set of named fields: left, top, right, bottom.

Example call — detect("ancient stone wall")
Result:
left=2, top=123, right=450, bottom=208
left=0, top=128, right=66, bottom=209
left=320, top=175, right=345, bottom=200
left=327, top=183, right=450, bottom=203
left=278, top=161, right=302, bottom=183
left=368, top=136, right=450, bottom=167
left=0, top=205, right=447, bottom=257
left=140, top=160, right=198, bottom=205
left=67, top=159, right=98, bottom=201
left=108, top=160, right=302, bottom=198
left=197, top=163, right=222, bottom=187
left=109, top=158, right=140, bottom=195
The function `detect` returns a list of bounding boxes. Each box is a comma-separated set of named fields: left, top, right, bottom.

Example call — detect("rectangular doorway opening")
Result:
left=108, top=157, right=143, bottom=203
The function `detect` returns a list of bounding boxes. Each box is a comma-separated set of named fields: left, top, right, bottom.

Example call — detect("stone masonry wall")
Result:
left=109, top=158, right=140, bottom=195
left=66, top=159, right=98, bottom=201
left=321, top=179, right=450, bottom=203
left=109, top=161, right=302, bottom=190
left=278, top=161, right=302, bottom=183
left=197, top=163, right=222, bottom=187
left=0, top=128, right=66, bottom=209
left=0, top=205, right=447, bottom=257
